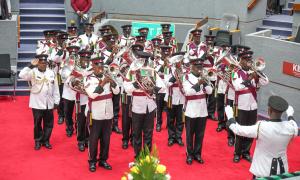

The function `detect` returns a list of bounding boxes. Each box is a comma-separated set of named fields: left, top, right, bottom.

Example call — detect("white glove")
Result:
left=225, top=105, right=234, bottom=119
left=286, top=105, right=294, bottom=117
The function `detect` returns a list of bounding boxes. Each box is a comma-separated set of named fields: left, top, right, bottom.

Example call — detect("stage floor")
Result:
left=0, top=96, right=299, bottom=180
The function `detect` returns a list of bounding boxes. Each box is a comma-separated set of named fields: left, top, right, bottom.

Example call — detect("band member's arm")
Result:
left=258, top=72, right=269, bottom=86
left=232, top=71, right=247, bottom=91
left=183, top=76, right=196, bottom=95
left=204, top=84, right=213, bottom=95
left=84, top=77, right=103, bottom=99
left=19, top=66, right=34, bottom=81
left=225, top=105, right=259, bottom=138
left=123, top=81, right=136, bottom=94
left=286, top=106, right=299, bottom=136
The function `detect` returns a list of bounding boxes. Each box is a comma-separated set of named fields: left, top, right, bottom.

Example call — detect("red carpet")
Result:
left=0, top=96, right=299, bottom=180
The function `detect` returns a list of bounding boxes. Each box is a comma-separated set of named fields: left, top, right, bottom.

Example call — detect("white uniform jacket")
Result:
left=78, top=33, right=98, bottom=51
left=164, top=67, right=185, bottom=105
left=19, top=67, right=60, bottom=109
left=230, top=119, right=298, bottom=177
left=84, top=74, right=120, bottom=120
left=183, top=73, right=212, bottom=118
left=232, top=69, right=269, bottom=111
left=123, top=68, right=166, bottom=114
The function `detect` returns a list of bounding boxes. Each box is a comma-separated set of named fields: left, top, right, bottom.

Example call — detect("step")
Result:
left=18, top=51, right=36, bottom=59
left=20, top=3, right=65, bottom=9
left=20, top=15, right=66, bottom=22
left=20, top=22, right=66, bottom=30
left=262, top=19, right=292, bottom=28
left=20, top=9, right=65, bottom=15
left=257, top=25, right=292, bottom=36
left=288, top=2, right=294, bottom=8
left=17, top=79, right=31, bottom=87
left=19, top=44, right=37, bottom=51
left=282, top=8, right=292, bottom=15
left=20, top=28, right=66, bottom=36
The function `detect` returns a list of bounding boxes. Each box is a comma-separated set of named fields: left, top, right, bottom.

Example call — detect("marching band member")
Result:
left=118, top=24, right=135, bottom=48
left=148, top=37, right=162, bottom=56
left=204, top=35, right=217, bottom=121
left=52, top=32, right=70, bottom=124
left=138, top=27, right=149, bottom=39
left=120, top=44, right=144, bottom=149
left=161, top=31, right=177, bottom=54
left=164, top=52, right=185, bottom=146
left=123, top=51, right=166, bottom=159
left=78, top=23, right=98, bottom=51
left=98, top=32, right=123, bottom=134
left=36, top=30, right=57, bottom=55
left=154, top=45, right=171, bottom=132
left=138, top=28, right=152, bottom=52
left=69, top=50, right=92, bottom=151
left=19, top=54, right=60, bottom=150
left=156, top=24, right=171, bottom=39
left=66, top=26, right=81, bottom=47
left=225, top=96, right=299, bottom=178
left=62, top=46, right=80, bottom=137
left=183, top=57, right=213, bottom=165
left=231, top=51, right=269, bottom=163
left=84, top=56, right=120, bottom=172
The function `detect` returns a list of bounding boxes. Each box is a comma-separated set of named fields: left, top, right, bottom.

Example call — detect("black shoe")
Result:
left=228, top=138, right=234, bottom=147
left=194, top=155, right=204, bottom=164
left=176, top=139, right=184, bottom=146
left=112, top=126, right=122, bottom=134
left=98, top=161, right=112, bottom=170
left=168, top=139, right=175, bottom=146
left=78, top=143, right=85, bottom=152
left=122, top=141, right=128, bottom=149
left=43, top=142, right=52, bottom=149
left=156, top=124, right=161, bottom=132
left=242, top=154, right=252, bottom=162
left=58, top=116, right=64, bottom=125
left=233, top=155, right=240, bottom=163
left=34, top=142, right=41, bottom=150
left=209, top=114, right=217, bottom=121
left=216, top=124, right=225, bottom=132
left=66, top=130, right=73, bottom=137
left=186, top=156, right=193, bottom=165
left=89, top=162, right=96, bottom=172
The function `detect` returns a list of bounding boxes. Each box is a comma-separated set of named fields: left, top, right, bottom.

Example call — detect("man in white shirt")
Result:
left=123, top=51, right=166, bottom=159
left=165, top=52, right=186, bottom=146
left=84, top=56, right=120, bottom=172
left=78, top=23, right=98, bottom=51
left=19, top=54, right=60, bottom=150
left=183, top=57, right=213, bottom=165
left=225, top=95, right=299, bottom=178
left=231, top=51, right=269, bottom=163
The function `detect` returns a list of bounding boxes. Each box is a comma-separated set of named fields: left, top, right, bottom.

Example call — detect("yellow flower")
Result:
left=145, top=155, right=151, bottom=163
left=121, top=176, right=127, bottom=180
left=156, top=164, right=166, bottom=174
left=130, top=166, right=139, bottom=174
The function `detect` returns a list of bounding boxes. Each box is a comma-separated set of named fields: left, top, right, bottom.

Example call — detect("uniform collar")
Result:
left=267, top=119, right=282, bottom=122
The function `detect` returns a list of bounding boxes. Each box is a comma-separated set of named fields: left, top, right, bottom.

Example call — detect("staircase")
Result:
left=17, top=0, right=66, bottom=94
left=257, top=14, right=293, bottom=39
left=282, top=0, right=295, bottom=15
